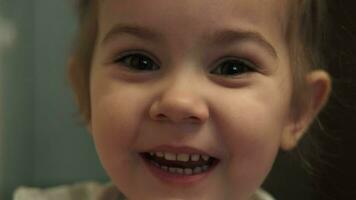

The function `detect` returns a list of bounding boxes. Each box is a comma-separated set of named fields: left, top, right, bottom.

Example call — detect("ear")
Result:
left=281, top=70, right=332, bottom=151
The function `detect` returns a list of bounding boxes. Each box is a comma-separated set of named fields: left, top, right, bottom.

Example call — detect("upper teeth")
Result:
left=150, top=152, right=212, bottom=162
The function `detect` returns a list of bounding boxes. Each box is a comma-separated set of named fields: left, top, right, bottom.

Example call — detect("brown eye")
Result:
left=210, top=59, right=256, bottom=76
left=115, top=53, right=159, bottom=71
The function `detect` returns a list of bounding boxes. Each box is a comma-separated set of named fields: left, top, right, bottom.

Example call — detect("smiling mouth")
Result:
left=140, top=151, right=219, bottom=176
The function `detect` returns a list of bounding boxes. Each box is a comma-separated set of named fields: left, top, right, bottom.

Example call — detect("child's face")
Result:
left=90, top=0, right=294, bottom=199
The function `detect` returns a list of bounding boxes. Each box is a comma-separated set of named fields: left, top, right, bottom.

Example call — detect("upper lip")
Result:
left=142, top=145, right=219, bottom=159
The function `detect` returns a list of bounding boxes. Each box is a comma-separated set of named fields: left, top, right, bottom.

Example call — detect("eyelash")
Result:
left=211, top=57, right=257, bottom=76
left=113, top=52, right=257, bottom=76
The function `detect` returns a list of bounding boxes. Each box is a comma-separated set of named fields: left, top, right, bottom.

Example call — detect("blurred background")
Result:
left=0, top=1, right=107, bottom=199
left=0, top=0, right=355, bottom=200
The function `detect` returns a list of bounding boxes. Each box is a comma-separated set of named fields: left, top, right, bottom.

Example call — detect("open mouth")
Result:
left=140, top=152, right=219, bottom=176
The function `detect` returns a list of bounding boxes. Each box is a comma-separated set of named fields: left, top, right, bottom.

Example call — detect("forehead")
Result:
left=100, top=0, right=287, bottom=27
left=97, top=0, right=289, bottom=54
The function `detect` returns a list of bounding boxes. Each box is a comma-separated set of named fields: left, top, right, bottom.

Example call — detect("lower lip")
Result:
left=141, top=155, right=218, bottom=186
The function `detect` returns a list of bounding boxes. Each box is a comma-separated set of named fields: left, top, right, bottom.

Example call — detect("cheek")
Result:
left=90, top=80, right=149, bottom=163
left=92, top=98, right=133, bottom=149
left=210, top=86, right=290, bottom=188
left=89, top=81, right=154, bottom=191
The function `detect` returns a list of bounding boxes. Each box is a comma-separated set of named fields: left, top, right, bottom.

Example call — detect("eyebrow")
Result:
left=101, top=24, right=278, bottom=59
left=209, top=29, right=278, bottom=59
left=101, top=24, right=163, bottom=45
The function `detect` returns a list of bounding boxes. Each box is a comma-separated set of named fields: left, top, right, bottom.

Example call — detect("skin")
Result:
left=88, top=0, right=331, bottom=199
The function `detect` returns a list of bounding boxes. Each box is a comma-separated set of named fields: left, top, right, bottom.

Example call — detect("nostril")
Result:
left=156, top=114, right=167, bottom=120
left=187, top=116, right=201, bottom=123
left=149, top=97, right=209, bottom=123
left=153, top=113, right=201, bottom=123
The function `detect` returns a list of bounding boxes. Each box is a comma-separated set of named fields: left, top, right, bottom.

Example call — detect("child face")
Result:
left=90, top=0, right=293, bottom=199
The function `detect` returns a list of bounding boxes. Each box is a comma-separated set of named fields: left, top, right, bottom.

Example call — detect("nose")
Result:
left=149, top=87, right=209, bottom=124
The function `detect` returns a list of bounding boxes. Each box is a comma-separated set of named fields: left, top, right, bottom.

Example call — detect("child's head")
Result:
left=69, top=0, right=331, bottom=199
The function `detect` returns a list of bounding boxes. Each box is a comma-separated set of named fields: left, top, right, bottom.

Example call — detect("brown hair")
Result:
left=69, top=0, right=328, bottom=124
left=69, top=0, right=97, bottom=123
left=287, top=0, right=328, bottom=122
